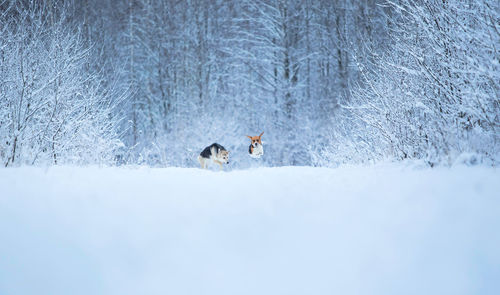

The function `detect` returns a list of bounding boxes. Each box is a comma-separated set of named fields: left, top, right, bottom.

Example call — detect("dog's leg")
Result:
left=198, top=156, right=205, bottom=169
left=215, top=160, right=223, bottom=171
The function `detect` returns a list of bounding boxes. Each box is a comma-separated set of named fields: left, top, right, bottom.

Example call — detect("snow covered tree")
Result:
left=0, top=0, right=122, bottom=166
left=322, top=0, right=499, bottom=166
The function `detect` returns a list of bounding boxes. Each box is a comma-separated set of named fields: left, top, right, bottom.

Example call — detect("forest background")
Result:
left=1, top=0, right=498, bottom=168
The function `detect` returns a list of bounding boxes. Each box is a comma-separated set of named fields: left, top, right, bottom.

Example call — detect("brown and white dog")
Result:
left=247, top=132, right=264, bottom=158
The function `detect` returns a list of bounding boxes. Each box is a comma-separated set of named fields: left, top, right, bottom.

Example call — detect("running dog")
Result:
left=198, top=143, right=230, bottom=170
left=247, top=132, right=264, bottom=158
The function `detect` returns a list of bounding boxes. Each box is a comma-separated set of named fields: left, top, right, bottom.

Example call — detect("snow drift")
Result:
left=0, top=165, right=499, bottom=295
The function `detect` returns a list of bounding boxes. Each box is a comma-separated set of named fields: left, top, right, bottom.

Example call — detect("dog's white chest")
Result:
left=250, top=145, right=264, bottom=158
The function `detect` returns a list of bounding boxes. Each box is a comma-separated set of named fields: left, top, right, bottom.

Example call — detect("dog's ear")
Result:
left=246, top=135, right=252, bottom=139
left=259, top=131, right=264, bottom=137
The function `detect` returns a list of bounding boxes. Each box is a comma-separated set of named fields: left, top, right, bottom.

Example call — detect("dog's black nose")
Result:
left=227, top=161, right=229, bottom=164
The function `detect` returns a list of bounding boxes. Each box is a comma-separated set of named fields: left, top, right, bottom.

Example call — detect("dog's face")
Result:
left=247, top=132, right=264, bottom=148
left=217, top=150, right=230, bottom=164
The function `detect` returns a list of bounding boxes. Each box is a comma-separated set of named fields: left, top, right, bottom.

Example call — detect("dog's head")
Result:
left=247, top=132, right=264, bottom=148
left=217, top=149, right=230, bottom=164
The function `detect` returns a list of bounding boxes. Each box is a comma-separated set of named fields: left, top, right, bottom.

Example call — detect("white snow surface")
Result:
left=0, top=164, right=499, bottom=295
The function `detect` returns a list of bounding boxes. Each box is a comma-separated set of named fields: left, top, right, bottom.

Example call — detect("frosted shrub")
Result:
left=0, top=3, right=122, bottom=166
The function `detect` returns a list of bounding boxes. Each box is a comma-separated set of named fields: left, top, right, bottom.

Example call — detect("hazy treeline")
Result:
left=0, top=0, right=498, bottom=167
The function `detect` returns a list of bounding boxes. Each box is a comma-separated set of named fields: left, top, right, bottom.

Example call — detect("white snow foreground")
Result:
left=0, top=165, right=499, bottom=295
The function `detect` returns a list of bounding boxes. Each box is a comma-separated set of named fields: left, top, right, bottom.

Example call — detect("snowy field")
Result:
left=0, top=164, right=499, bottom=295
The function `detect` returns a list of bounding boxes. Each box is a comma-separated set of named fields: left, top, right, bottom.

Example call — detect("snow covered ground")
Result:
left=0, top=164, right=499, bottom=295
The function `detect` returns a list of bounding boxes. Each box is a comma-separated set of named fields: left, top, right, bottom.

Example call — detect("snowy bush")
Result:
left=0, top=2, right=122, bottom=166
left=317, top=0, right=499, bottom=166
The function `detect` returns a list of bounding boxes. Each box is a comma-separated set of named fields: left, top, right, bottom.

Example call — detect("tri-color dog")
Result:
left=198, top=143, right=230, bottom=170
left=247, top=132, right=264, bottom=158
